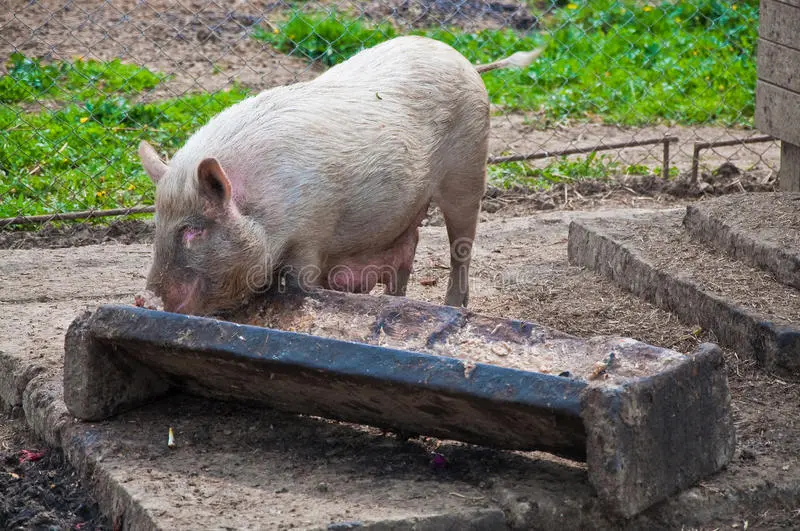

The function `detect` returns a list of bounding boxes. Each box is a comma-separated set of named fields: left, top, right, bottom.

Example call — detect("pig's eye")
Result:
left=180, top=226, right=206, bottom=247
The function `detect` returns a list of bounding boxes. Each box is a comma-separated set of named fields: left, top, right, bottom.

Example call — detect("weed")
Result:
left=252, top=10, right=397, bottom=66
left=488, top=152, right=630, bottom=189
left=0, top=53, right=255, bottom=219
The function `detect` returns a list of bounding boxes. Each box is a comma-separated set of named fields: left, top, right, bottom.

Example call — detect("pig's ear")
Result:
left=138, top=141, right=168, bottom=183
left=197, top=157, right=232, bottom=212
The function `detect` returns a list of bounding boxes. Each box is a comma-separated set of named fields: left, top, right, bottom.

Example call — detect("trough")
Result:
left=63, top=288, right=735, bottom=517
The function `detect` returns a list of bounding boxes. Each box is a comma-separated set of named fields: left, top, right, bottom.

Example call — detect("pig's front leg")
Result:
left=383, top=268, right=411, bottom=297
left=279, top=248, right=325, bottom=294
left=381, top=223, right=421, bottom=297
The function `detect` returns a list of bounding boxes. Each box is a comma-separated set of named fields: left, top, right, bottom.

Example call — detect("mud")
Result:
left=0, top=409, right=110, bottom=531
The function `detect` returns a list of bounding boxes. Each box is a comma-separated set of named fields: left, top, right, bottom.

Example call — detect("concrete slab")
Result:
left=0, top=243, right=148, bottom=406
left=0, top=245, right=152, bottom=303
left=21, top=371, right=516, bottom=530
left=568, top=210, right=800, bottom=374
left=683, top=192, right=800, bottom=289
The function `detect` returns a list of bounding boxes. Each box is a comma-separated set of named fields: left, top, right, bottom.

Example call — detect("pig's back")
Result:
left=174, top=36, right=489, bottom=256
left=315, top=35, right=480, bottom=87
left=279, top=36, right=489, bottom=253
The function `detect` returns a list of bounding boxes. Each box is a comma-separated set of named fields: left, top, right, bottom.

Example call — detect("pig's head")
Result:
left=138, top=140, right=272, bottom=316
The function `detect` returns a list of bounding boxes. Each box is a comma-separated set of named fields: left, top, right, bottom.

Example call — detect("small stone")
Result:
left=484, top=186, right=501, bottom=198
left=316, top=482, right=329, bottom=492
left=482, top=200, right=502, bottom=213
left=739, top=449, right=756, bottom=461
left=534, top=195, right=556, bottom=210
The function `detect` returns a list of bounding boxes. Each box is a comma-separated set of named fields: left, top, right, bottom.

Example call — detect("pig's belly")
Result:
left=321, top=203, right=427, bottom=293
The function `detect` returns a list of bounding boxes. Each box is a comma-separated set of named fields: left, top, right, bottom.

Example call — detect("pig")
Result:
left=137, top=35, right=542, bottom=316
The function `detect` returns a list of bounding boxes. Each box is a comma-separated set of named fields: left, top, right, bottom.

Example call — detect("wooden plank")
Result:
left=759, top=0, right=800, bottom=50
left=757, top=39, right=800, bottom=94
left=756, top=80, right=800, bottom=146
left=780, top=142, right=800, bottom=192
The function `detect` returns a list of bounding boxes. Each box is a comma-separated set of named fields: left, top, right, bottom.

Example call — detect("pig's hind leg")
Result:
left=435, top=172, right=484, bottom=308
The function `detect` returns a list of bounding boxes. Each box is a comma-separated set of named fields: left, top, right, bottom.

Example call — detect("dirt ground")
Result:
left=1, top=1, right=796, bottom=528
left=3, top=196, right=800, bottom=529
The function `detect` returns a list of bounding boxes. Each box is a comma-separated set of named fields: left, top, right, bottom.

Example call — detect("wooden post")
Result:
left=779, top=142, right=800, bottom=192
left=755, top=0, right=800, bottom=191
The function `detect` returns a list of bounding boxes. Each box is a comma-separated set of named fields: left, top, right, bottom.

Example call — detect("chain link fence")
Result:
left=0, top=0, right=778, bottom=232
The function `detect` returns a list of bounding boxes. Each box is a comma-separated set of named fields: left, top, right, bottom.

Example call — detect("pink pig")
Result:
left=138, top=36, right=542, bottom=315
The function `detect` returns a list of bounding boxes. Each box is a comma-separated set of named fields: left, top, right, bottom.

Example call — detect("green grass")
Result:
left=0, top=54, right=186, bottom=220
left=487, top=152, right=669, bottom=189
left=0, top=0, right=760, bottom=220
left=252, top=11, right=398, bottom=67
left=488, top=153, right=617, bottom=189
left=253, top=0, right=758, bottom=126
left=0, top=75, right=249, bottom=218
left=0, top=52, right=166, bottom=104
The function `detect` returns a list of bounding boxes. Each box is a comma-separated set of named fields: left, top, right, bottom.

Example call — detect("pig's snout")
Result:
left=148, top=275, right=205, bottom=315
left=168, top=278, right=203, bottom=314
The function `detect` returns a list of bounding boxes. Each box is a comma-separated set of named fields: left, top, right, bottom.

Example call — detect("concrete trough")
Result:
left=63, top=289, right=735, bottom=517
left=568, top=209, right=800, bottom=374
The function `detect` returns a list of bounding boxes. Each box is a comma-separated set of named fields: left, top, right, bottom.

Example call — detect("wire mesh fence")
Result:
left=0, top=0, right=778, bottom=230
